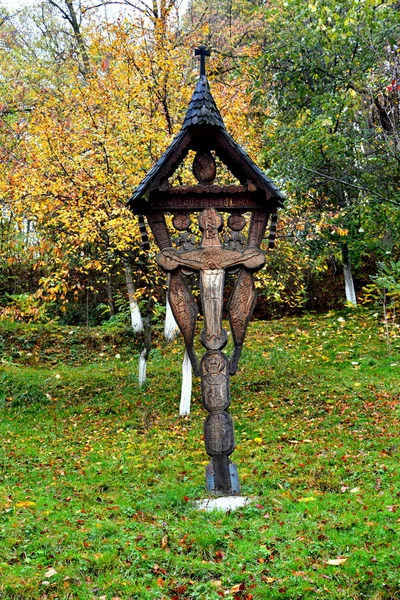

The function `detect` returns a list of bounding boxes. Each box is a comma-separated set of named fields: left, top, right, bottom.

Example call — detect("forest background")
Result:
left=0, top=0, right=399, bottom=330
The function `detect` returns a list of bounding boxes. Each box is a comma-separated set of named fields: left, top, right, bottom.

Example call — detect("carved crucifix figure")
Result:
left=198, top=209, right=227, bottom=351
left=156, top=207, right=267, bottom=493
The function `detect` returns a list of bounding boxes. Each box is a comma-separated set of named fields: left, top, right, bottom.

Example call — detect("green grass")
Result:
left=0, top=308, right=399, bottom=599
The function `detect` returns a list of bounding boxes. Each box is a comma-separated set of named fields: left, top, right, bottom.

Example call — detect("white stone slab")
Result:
left=195, top=496, right=252, bottom=512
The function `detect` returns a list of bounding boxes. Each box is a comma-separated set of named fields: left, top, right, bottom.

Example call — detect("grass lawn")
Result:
left=0, top=308, right=399, bottom=599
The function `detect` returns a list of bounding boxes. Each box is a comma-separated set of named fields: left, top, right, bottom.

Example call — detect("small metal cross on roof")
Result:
left=195, top=45, right=211, bottom=77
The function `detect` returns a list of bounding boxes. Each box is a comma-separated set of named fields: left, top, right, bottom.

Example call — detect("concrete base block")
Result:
left=195, top=496, right=252, bottom=512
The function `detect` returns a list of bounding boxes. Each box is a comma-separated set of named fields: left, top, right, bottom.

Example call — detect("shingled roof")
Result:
left=182, top=75, right=225, bottom=129
left=128, top=51, right=284, bottom=209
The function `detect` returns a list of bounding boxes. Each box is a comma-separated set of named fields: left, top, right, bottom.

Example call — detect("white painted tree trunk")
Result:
left=164, top=275, right=191, bottom=412
left=130, top=298, right=143, bottom=332
left=342, top=244, right=357, bottom=305
left=124, top=257, right=146, bottom=386
left=138, top=349, right=147, bottom=388
left=124, top=259, right=143, bottom=333
left=179, top=350, right=192, bottom=416
left=164, top=278, right=178, bottom=342
left=344, top=264, right=357, bottom=305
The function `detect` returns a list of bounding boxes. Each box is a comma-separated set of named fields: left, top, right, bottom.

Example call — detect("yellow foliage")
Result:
left=0, top=12, right=266, bottom=307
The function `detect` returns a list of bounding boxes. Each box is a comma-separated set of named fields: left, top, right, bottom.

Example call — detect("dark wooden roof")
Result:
left=182, top=75, right=225, bottom=129
left=128, top=71, right=284, bottom=210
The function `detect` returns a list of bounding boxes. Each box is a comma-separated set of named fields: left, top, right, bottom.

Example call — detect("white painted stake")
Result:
left=138, top=349, right=147, bottom=388
left=179, top=350, right=192, bottom=416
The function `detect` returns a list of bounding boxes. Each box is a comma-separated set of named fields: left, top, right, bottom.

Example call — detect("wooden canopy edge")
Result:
left=128, top=129, right=191, bottom=210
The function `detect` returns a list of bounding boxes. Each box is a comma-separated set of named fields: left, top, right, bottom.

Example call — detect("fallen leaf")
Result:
left=153, top=564, right=167, bottom=575
left=161, top=534, right=168, bottom=549
left=16, top=501, right=36, bottom=508
left=297, top=497, right=316, bottom=502
left=44, top=567, right=57, bottom=578
left=231, top=582, right=245, bottom=593
left=325, top=557, right=347, bottom=565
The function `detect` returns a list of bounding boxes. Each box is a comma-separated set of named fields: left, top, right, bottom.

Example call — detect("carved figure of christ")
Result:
left=157, top=209, right=265, bottom=354
left=198, top=209, right=226, bottom=350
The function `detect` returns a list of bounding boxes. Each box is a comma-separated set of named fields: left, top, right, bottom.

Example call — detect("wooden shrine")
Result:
left=128, top=47, right=284, bottom=495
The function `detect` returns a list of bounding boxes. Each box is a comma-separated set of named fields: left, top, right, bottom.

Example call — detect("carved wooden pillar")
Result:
left=197, top=209, right=237, bottom=493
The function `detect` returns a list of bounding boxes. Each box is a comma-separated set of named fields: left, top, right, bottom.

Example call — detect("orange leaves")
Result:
left=214, top=549, right=225, bottom=562
left=1, top=6, right=272, bottom=313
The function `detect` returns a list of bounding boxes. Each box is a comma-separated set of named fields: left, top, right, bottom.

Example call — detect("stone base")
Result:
left=195, top=496, right=252, bottom=512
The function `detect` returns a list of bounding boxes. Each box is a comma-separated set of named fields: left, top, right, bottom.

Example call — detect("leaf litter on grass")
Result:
left=0, top=308, right=399, bottom=599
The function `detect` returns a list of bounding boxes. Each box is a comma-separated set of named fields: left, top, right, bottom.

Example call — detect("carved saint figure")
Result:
left=203, top=352, right=227, bottom=385
left=229, top=271, right=255, bottom=329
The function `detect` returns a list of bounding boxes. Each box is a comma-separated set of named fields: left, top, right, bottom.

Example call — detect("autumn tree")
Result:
left=2, top=0, right=282, bottom=324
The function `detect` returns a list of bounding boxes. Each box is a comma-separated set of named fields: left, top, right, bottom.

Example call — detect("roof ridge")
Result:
left=182, top=75, right=226, bottom=130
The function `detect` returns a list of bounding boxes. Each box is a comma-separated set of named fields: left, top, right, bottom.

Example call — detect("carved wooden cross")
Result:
left=157, top=208, right=266, bottom=493
left=128, top=45, right=284, bottom=496
left=195, top=45, right=211, bottom=77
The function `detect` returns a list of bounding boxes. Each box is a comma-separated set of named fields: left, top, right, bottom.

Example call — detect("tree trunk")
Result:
left=85, top=280, right=90, bottom=327
left=179, top=349, right=192, bottom=416
left=342, top=243, right=357, bottom=305
left=64, top=0, right=90, bottom=74
left=139, top=314, right=152, bottom=388
left=48, top=0, right=90, bottom=75
left=164, top=275, right=178, bottom=342
left=106, top=276, right=115, bottom=317
left=123, top=257, right=143, bottom=333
